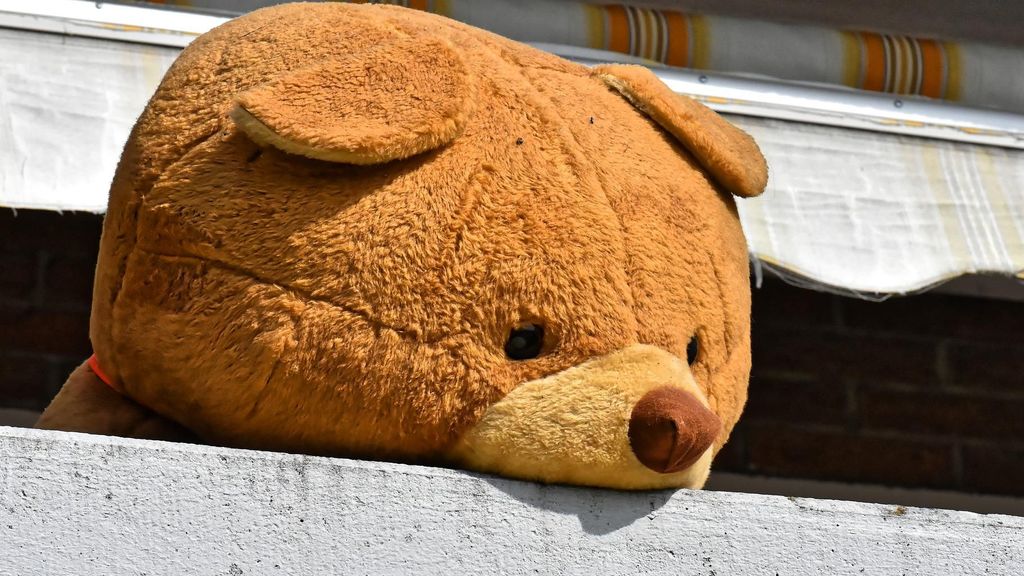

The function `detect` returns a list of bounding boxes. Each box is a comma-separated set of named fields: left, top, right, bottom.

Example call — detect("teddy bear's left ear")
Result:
left=593, top=64, right=767, bottom=198
left=230, top=36, right=475, bottom=165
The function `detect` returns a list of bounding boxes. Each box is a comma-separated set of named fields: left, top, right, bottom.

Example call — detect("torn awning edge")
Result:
left=730, top=114, right=1024, bottom=295
left=752, top=256, right=1024, bottom=302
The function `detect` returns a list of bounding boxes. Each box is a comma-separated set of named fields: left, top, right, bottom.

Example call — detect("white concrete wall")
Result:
left=2, top=426, right=1022, bottom=575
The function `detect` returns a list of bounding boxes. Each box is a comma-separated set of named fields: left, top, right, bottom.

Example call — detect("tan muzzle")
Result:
left=447, top=344, right=721, bottom=490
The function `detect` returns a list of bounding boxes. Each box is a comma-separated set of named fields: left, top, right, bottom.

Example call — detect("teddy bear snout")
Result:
left=628, top=387, right=722, bottom=474
left=448, top=344, right=724, bottom=489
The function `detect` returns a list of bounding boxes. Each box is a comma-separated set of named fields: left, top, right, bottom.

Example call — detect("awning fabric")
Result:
left=733, top=115, right=1024, bottom=293
left=0, top=28, right=177, bottom=211
left=150, top=0, right=1024, bottom=114
left=2, top=4, right=1023, bottom=294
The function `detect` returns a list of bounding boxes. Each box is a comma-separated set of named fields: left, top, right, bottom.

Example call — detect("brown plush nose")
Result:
left=628, top=387, right=722, bottom=474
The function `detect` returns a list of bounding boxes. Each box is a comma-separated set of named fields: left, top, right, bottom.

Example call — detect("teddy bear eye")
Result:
left=505, top=323, right=545, bottom=361
left=686, top=335, right=700, bottom=365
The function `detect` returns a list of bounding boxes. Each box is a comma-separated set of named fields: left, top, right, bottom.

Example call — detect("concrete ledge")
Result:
left=2, top=427, right=1022, bottom=575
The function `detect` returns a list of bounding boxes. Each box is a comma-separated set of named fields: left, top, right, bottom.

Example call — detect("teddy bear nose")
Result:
left=628, top=387, right=722, bottom=474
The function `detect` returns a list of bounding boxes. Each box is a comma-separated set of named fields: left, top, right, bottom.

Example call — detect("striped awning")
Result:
left=1, top=2, right=1023, bottom=295
left=139, top=0, right=1024, bottom=115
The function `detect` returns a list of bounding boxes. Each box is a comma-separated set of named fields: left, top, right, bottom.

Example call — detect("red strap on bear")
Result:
left=87, top=354, right=117, bottom=391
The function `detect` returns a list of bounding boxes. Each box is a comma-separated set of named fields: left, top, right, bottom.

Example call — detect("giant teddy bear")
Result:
left=37, top=2, right=767, bottom=490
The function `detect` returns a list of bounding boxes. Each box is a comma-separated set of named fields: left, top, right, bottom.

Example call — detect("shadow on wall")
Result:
left=480, top=474, right=674, bottom=535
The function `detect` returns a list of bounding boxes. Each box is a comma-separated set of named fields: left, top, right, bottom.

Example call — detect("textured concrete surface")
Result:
left=2, top=426, right=1022, bottom=575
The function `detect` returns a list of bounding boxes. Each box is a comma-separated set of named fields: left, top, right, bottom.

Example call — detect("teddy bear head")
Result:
left=87, top=3, right=766, bottom=490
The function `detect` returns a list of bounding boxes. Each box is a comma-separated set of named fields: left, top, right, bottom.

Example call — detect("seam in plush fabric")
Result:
left=113, top=128, right=223, bottom=328
left=110, top=4, right=349, bottom=349
left=244, top=358, right=283, bottom=421
left=503, top=59, right=639, bottom=341
left=136, top=247, right=460, bottom=345
left=552, top=82, right=643, bottom=338
left=103, top=125, right=225, bottom=394
left=598, top=68, right=737, bottom=410
left=704, top=246, right=737, bottom=413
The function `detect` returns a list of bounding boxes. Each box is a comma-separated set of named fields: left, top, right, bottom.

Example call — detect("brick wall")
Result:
left=1, top=210, right=99, bottom=418
left=715, top=277, right=1024, bottom=497
left=2, top=208, right=1022, bottom=497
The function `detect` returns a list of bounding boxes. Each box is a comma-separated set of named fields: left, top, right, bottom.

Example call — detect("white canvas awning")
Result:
left=735, top=116, right=1024, bottom=293
left=0, top=27, right=178, bottom=212
left=1, top=1, right=1023, bottom=295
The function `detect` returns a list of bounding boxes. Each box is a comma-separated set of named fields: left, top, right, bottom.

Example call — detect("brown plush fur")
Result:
left=36, top=362, right=195, bottom=442
left=38, top=2, right=766, bottom=490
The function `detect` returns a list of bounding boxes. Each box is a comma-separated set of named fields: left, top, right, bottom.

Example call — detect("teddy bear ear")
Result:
left=230, top=36, right=475, bottom=165
left=593, top=64, right=767, bottom=198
